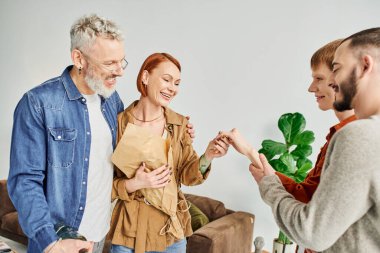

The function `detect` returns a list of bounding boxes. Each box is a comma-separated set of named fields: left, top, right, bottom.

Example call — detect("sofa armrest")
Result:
left=0, top=180, right=16, bottom=217
left=187, top=211, right=255, bottom=253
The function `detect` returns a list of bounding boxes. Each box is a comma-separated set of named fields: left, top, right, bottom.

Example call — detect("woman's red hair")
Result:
left=136, top=53, right=181, bottom=96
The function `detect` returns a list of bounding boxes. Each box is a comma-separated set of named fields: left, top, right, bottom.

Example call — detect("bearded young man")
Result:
left=7, top=14, right=195, bottom=253
left=222, top=28, right=380, bottom=252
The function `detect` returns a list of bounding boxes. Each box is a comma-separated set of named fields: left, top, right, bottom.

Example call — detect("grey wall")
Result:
left=1, top=0, right=379, bottom=250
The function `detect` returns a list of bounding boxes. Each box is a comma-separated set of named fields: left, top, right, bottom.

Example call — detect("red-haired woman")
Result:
left=109, top=53, right=229, bottom=253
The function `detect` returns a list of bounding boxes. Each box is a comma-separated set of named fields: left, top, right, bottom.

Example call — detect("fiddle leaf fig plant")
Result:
left=259, top=112, right=315, bottom=183
left=258, top=112, right=315, bottom=246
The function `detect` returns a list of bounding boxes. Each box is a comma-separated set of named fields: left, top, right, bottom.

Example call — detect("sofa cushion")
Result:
left=0, top=180, right=16, bottom=217
left=184, top=194, right=227, bottom=221
left=187, top=200, right=209, bottom=231
left=1, top=212, right=25, bottom=237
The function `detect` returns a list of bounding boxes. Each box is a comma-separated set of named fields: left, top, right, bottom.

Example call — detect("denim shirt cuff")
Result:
left=34, top=224, right=59, bottom=252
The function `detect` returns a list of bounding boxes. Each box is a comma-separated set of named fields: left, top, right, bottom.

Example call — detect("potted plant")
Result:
left=258, top=112, right=315, bottom=253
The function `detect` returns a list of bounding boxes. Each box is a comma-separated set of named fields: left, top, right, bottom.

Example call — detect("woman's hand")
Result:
left=248, top=153, right=276, bottom=183
left=204, top=135, right=230, bottom=161
left=125, top=163, right=171, bottom=193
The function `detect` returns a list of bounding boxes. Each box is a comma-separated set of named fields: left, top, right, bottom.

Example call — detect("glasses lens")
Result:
left=121, top=59, right=128, bottom=70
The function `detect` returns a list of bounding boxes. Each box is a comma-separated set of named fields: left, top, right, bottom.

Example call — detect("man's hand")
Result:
left=249, top=153, right=275, bottom=183
left=185, top=116, right=195, bottom=141
left=45, top=239, right=93, bottom=253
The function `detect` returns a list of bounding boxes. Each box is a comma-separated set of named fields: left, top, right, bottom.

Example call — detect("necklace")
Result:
left=131, top=108, right=164, bottom=122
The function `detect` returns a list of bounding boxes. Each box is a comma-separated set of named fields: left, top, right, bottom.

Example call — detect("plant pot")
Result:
left=272, top=239, right=296, bottom=253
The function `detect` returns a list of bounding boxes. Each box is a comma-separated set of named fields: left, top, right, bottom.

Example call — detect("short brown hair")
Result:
left=136, top=53, right=181, bottom=96
left=310, top=39, right=343, bottom=71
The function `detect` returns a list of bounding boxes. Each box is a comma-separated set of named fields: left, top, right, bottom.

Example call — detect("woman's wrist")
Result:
left=204, top=152, right=213, bottom=162
left=125, top=178, right=138, bottom=193
left=246, top=147, right=260, bottom=166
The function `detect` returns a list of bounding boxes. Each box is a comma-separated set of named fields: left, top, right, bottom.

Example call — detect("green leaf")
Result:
left=278, top=113, right=306, bottom=144
left=258, top=148, right=276, bottom=160
left=295, top=173, right=308, bottom=183
left=269, top=159, right=288, bottom=173
left=298, top=159, right=313, bottom=174
left=289, top=113, right=306, bottom=143
left=279, top=153, right=297, bottom=174
left=291, top=145, right=312, bottom=159
left=293, top=130, right=315, bottom=145
left=278, top=113, right=293, bottom=144
left=278, top=231, right=292, bottom=244
left=261, top=140, right=287, bottom=155
left=294, top=158, right=312, bottom=182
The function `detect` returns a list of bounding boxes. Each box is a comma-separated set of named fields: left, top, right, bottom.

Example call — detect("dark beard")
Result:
left=333, top=69, right=357, bottom=112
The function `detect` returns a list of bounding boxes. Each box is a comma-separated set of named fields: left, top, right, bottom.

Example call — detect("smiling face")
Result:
left=143, top=61, right=181, bottom=107
left=308, top=63, right=336, bottom=111
left=82, top=36, right=125, bottom=98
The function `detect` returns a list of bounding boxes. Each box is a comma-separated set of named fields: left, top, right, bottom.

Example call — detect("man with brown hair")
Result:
left=275, top=39, right=356, bottom=253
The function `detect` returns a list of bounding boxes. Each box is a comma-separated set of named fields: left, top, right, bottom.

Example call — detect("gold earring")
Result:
left=78, top=67, right=82, bottom=75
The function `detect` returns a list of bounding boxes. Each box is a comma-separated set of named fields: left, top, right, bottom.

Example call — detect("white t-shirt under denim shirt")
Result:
left=78, top=94, right=113, bottom=242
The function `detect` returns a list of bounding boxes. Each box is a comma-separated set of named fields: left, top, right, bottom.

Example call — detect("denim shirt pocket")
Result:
left=48, top=128, right=77, bottom=168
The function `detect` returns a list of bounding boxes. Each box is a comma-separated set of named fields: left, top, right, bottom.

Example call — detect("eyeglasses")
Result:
left=79, top=50, right=128, bottom=72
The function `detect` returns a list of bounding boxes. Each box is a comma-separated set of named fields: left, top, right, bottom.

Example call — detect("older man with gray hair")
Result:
left=8, top=14, right=127, bottom=253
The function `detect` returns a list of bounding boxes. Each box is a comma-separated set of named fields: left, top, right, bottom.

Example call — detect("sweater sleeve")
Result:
left=259, top=123, right=376, bottom=251
left=275, top=168, right=320, bottom=203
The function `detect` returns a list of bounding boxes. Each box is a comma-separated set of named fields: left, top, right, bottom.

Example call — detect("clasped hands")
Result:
left=217, top=128, right=276, bottom=183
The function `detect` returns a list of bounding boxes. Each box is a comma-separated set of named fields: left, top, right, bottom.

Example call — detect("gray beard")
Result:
left=85, top=72, right=116, bottom=98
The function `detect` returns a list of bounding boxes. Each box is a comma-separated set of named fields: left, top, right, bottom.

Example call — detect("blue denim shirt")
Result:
left=8, top=66, right=124, bottom=252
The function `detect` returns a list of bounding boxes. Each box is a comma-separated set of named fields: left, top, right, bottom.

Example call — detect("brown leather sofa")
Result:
left=0, top=180, right=255, bottom=253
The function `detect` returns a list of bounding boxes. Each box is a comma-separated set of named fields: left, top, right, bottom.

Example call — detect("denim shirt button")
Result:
left=57, top=135, right=62, bottom=140
left=84, top=158, right=88, bottom=161
left=86, top=132, right=90, bottom=135
left=82, top=98, right=86, bottom=102
left=82, top=181, right=86, bottom=185
left=79, top=206, right=83, bottom=211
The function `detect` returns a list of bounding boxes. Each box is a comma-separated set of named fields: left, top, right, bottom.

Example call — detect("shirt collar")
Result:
left=62, top=66, right=83, bottom=101
left=326, top=114, right=357, bottom=141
